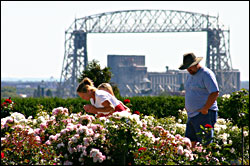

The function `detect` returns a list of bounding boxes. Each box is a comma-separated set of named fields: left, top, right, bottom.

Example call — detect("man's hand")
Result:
left=198, top=108, right=208, bottom=115
left=197, top=91, right=219, bottom=115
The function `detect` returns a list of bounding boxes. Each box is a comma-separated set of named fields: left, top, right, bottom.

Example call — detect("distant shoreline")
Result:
left=2, top=78, right=249, bottom=82
left=1, top=77, right=60, bottom=82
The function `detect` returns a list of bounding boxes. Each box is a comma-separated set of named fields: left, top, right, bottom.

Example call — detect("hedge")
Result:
left=119, top=96, right=185, bottom=118
left=1, top=97, right=89, bottom=118
left=2, top=95, right=227, bottom=120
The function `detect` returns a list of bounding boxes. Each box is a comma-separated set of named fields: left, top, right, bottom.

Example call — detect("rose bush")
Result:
left=1, top=97, right=15, bottom=118
left=219, top=89, right=249, bottom=128
left=1, top=98, right=249, bottom=165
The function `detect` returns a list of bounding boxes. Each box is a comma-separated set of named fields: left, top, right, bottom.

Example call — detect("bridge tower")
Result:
left=58, top=19, right=88, bottom=97
left=58, top=10, right=239, bottom=98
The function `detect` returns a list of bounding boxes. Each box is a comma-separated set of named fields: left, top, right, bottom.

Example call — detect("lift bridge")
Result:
left=57, top=9, right=240, bottom=98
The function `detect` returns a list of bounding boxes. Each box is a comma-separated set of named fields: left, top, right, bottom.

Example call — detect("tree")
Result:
left=78, top=59, right=111, bottom=87
left=37, top=85, right=41, bottom=97
left=33, top=85, right=42, bottom=98
left=110, top=82, right=121, bottom=98
left=78, top=59, right=121, bottom=97
left=179, top=83, right=185, bottom=91
left=1, top=86, right=20, bottom=98
left=46, top=89, right=53, bottom=97
left=33, top=89, right=38, bottom=98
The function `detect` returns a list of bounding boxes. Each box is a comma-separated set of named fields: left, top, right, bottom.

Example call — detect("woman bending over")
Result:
left=77, top=77, right=126, bottom=117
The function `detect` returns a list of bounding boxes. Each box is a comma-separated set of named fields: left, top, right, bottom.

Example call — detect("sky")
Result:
left=1, top=1, right=249, bottom=81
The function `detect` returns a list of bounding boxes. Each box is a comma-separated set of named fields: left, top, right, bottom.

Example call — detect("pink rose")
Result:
left=34, top=136, right=41, bottom=142
left=45, top=140, right=51, bottom=145
left=40, top=123, right=47, bottom=130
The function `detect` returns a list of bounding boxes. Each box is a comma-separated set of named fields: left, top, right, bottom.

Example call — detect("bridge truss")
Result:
left=58, top=9, right=238, bottom=98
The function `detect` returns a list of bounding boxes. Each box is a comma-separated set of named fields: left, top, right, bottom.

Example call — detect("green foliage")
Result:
left=1, top=97, right=15, bottom=118
left=120, top=96, right=185, bottom=119
left=33, top=85, right=53, bottom=98
left=215, top=123, right=249, bottom=165
left=16, top=87, right=35, bottom=96
left=1, top=86, right=20, bottom=98
left=46, top=89, right=53, bottom=97
left=1, top=125, right=60, bottom=165
left=218, top=89, right=249, bottom=127
left=1, top=97, right=89, bottom=119
left=1, top=89, right=249, bottom=124
left=78, top=59, right=112, bottom=87
left=1, top=92, right=249, bottom=165
left=179, top=83, right=185, bottom=91
left=77, top=59, right=121, bottom=97
left=110, top=82, right=121, bottom=99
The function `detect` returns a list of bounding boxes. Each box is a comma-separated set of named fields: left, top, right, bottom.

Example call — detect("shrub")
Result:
left=1, top=89, right=249, bottom=125
left=218, top=89, right=249, bottom=127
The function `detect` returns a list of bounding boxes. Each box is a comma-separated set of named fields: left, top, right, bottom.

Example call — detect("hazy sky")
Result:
left=1, top=1, right=249, bottom=81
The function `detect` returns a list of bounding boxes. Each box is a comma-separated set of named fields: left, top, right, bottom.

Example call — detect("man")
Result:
left=179, top=53, right=219, bottom=148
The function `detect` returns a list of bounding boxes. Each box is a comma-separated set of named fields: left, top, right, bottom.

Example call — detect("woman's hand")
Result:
left=84, top=104, right=97, bottom=114
left=84, top=100, right=115, bottom=115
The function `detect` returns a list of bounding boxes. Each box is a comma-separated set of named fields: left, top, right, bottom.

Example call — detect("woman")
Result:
left=98, top=83, right=130, bottom=112
left=76, top=77, right=126, bottom=117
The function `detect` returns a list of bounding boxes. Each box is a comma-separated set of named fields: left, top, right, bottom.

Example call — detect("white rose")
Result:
left=11, top=112, right=26, bottom=123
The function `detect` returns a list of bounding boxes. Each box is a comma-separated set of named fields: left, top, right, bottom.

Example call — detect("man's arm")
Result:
left=198, top=91, right=219, bottom=114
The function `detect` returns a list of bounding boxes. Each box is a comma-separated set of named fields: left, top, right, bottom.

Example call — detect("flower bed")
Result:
left=1, top=103, right=249, bottom=165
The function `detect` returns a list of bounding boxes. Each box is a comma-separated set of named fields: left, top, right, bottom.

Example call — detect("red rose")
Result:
left=5, top=99, right=12, bottom=104
left=1, top=152, right=4, bottom=159
left=123, top=99, right=130, bottom=104
left=138, top=147, right=147, bottom=152
left=134, top=111, right=140, bottom=115
left=204, top=124, right=213, bottom=128
left=171, top=143, right=177, bottom=147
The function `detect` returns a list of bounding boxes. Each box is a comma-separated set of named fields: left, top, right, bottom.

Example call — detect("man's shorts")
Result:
left=185, top=109, right=218, bottom=145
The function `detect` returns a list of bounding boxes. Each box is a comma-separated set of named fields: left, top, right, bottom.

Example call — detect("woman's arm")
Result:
left=120, top=102, right=130, bottom=112
left=84, top=100, right=115, bottom=114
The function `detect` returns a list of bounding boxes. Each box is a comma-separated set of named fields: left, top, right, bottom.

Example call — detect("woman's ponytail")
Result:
left=76, top=77, right=94, bottom=93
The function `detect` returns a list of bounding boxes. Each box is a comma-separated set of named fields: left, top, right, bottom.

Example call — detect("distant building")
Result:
left=215, top=70, right=241, bottom=94
left=108, top=54, right=188, bottom=96
left=108, top=54, right=241, bottom=97
left=108, top=55, right=147, bottom=96
left=148, top=70, right=188, bottom=95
